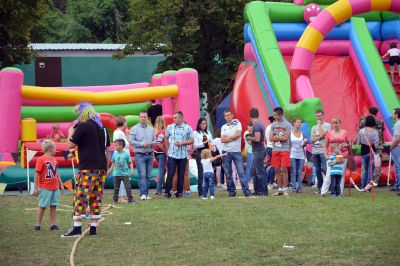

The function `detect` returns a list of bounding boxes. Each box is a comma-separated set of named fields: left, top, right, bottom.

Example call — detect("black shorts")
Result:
left=389, top=56, right=400, bottom=66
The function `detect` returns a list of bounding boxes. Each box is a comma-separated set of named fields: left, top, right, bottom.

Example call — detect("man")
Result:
left=246, top=108, right=267, bottom=196
left=310, top=109, right=331, bottom=194
left=221, top=109, right=251, bottom=197
left=390, top=108, right=400, bottom=195
left=358, top=106, right=385, bottom=184
left=130, top=110, right=156, bottom=200
left=164, top=111, right=194, bottom=199
left=147, top=100, right=162, bottom=125
left=269, top=107, right=291, bottom=196
left=62, top=102, right=110, bottom=237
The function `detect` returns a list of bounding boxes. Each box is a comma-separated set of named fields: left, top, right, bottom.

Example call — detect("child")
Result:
left=327, top=143, right=343, bottom=197
left=32, top=140, right=64, bottom=232
left=382, top=42, right=400, bottom=82
left=113, top=115, right=130, bottom=201
left=47, top=123, right=65, bottom=141
left=107, top=139, right=138, bottom=204
left=200, top=149, right=227, bottom=199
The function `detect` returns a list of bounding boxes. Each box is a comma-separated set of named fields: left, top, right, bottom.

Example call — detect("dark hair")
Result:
left=149, top=100, right=156, bottom=103
left=250, top=108, right=259, bottom=118
left=114, top=139, right=126, bottom=148
left=223, top=109, right=233, bottom=114
left=315, top=109, right=324, bottom=115
left=369, top=106, right=378, bottom=116
left=390, top=42, right=397, bottom=49
left=268, top=116, right=275, bottom=123
left=394, top=108, right=400, bottom=119
left=139, top=110, right=148, bottom=115
left=365, top=115, right=376, bottom=127
left=175, top=111, right=184, bottom=118
left=196, top=118, right=208, bottom=134
left=215, top=128, right=221, bottom=138
left=273, top=107, right=283, bottom=116
left=247, top=121, right=253, bottom=126
left=115, top=115, right=126, bottom=127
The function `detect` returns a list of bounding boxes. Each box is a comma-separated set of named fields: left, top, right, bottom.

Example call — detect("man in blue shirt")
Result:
left=164, top=111, right=194, bottom=199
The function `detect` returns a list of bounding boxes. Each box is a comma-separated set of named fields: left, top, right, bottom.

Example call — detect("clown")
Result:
left=61, top=102, right=111, bottom=238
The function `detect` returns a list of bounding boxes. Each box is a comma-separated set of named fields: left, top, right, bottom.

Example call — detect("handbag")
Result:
left=362, top=128, right=381, bottom=168
left=211, top=147, right=222, bottom=167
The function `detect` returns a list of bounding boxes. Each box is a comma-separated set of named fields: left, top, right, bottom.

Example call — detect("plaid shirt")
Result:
left=166, top=123, right=194, bottom=159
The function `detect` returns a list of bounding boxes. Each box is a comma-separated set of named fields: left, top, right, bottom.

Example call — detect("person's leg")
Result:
left=73, top=170, right=96, bottom=220
left=336, top=176, right=342, bottom=196
left=183, top=160, right=190, bottom=192
left=220, top=165, right=225, bottom=184
left=232, top=152, right=251, bottom=196
left=36, top=207, right=46, bottom=227
left=390, top=65, right=395, bottom=82
left=290, top=158, right=297, bottom=191
left=392, top=148, right=400, bottom=190
left=246, top=152, right=253, bottom=183
left=215, top=166, right=221, bottom=185
left=36, top=188, right=50, bottom=227
left=253, top=150, right=267, bottom=195
left=210, top=173, right=215, bottom=196
left=122, top=176, right=134, bottom=201
left=176, top=158, right=187, bottom=196
left=373, top=152, right=382, bottom=184
left=172, top=166, right=178, bottom=192
left=196, top=151, right=204, bottom=197
left=340, top=159, right=347, bottom=195
left=155, top=154, right=166, bottom=194
left=145, top=154, right=153, bottom=196
left=202, top=172, right=210, bottom=198
left=165, top=157, right=177, bottom=196
left=330, top=175, right=337, bottom=196
left=113, top=176, right=121, bottom=202
left=49, top=189, right=60, bottom=226
left=361, top=154, right=370, bottom=189
left=89, top=170, right=106, bottom=220
left=320, top=161, right=332, bottom=195
left=134, top=154, right=147, bottom=197
left=297, top=159, right=305, bottom=191
left=281, top=152, right=290, bottom=190
left=222, top=152, right=235, bottom=196
left=50, top=206, right=57, bottom=226
left=312, top=153, right=323, bottom=190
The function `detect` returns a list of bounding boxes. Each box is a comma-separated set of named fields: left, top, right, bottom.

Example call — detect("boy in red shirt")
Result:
left=33, top=140, right=64, bottom=232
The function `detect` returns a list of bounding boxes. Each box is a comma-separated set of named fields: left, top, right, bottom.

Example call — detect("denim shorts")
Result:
left=38, top=188, right=60, bottom=207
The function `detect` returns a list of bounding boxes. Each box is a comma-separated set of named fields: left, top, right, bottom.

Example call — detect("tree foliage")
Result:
left=0, top=0, right=49, bottom=69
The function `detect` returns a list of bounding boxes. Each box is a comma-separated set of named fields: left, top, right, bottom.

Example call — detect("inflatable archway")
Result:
left=290, top=0, right=400, bottom=129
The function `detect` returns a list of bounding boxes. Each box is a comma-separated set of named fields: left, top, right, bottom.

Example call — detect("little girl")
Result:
left=47, top=123, right=65, bottom=141
left=200, top=149, right=227, bottom=199
left=382, top=42, right=400, bottom=82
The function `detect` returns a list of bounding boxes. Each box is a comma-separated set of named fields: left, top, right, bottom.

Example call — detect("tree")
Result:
left=115, top=0, right=256, bottom=129
left=0, top=0, right=49, bottom=69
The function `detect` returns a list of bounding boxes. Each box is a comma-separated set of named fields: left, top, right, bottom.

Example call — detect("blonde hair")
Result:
left=331, top=116, right=341, bottom=124
left=154, top=116, right=166, bottom=134
left=331, top=143, right=340, bottom=151
left=52, top=123, right=60, bottom=130
left=200, top=149, right=211, bottom=159
left=42, top=140, right=56, bottom=152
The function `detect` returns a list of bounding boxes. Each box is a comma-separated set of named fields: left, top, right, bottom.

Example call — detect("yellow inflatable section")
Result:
left=22, top=85, right=178, bottom=104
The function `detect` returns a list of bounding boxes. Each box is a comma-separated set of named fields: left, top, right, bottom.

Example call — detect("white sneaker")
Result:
left=202, top=197, right=208, bottom=200
left=140, top=195, right=146, bottom=200
left=283, top=191, right=289, bottom=196
left=311, top=184, right=317, bottom=188
left=210, top=196, right=215, bottom=199
left=145, top=196, right=152, bottom=200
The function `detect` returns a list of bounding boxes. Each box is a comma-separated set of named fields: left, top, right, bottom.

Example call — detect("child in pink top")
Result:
left=47, top=123, right=65, bottom=141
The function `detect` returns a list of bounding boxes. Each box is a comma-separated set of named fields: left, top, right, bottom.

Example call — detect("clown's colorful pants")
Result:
left=72, top=169, right=106, bottom=220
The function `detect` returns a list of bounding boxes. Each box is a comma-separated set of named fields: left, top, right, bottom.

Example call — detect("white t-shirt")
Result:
left=212, top=138, right=223, bottom=154
left=189, top=159, right=198, bottom=178
left=113, top=129, right=130, bottom=153
left=265, top=125, right=273, bottom=148
left=201, top=158, right=214, bottom=173
left=221, top=119, right=242, bottom=153
left=290, top=133, right=305, bottom=159
left=389, top=48, right=400, bottom=57
left=243, top=130, right=252, bottom=153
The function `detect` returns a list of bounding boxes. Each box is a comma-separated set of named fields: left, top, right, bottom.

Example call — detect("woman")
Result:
left=243, top=121, right=253, bottom=183
left=265, top=116, right=275, bottom=187
left=357, top=116, right=380, bottom=191
left=321, top=116, right=351, bottom=197
left=289, top=118, right=307, bottom=194
left=193, top=118, right=213, bottom=197
left=153, top=116, right=167, bottom=195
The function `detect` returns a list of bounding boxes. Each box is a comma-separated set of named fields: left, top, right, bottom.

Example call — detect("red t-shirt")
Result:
left=35, top=156, right=60, bottom=190
left=325, top=130, right=350, bottom=159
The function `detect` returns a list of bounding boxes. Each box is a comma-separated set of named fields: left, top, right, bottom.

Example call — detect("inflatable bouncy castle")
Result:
left=0, top=67, right=200, bottom=191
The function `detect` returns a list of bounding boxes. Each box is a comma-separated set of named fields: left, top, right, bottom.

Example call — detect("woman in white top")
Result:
left=193, top=118, right=213, bottom=197
left=289, top=118, right=307, bottom=194
left=243, top=121, right=253, bottom=183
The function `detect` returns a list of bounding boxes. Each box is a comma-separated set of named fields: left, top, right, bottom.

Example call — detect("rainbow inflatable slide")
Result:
left=0, top=67, right=199, bottom=191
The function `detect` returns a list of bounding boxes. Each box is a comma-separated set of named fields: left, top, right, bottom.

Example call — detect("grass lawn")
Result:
left=0, top=188, right=399, bottom=266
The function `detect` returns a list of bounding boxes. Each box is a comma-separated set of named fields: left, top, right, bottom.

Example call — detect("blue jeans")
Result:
left=196, top=151, right=204, bottom=196
left=222, top=151, right=251, bottom=196
left=154, top=153, right=166, bottom=194
left=290, top=158, right=305, bottom=190
left=393, top=148, right=400, bottom=190
left=134, top=153, right=154, bottom=196
left=312, top=153, right=327, bottom=189
left=165, top=157, right=187, bottom=195
left=245, top=152, right=253, bottom=183
left=202, top=172, right=215, bottom=197
left=253, top=150, right=268, bottom=195
left=361, top=153, right=375, bottom=190
left=330, top=174, right=342, bottom=196
left=266, top=147, right=275, bottom=185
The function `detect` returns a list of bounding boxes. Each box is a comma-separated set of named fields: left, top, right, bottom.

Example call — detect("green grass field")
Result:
left=0, top=188, right=399, bottom=266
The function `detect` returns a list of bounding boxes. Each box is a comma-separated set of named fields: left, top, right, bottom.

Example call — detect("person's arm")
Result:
left=324, top=135, right=329, bottom=159
left=67, top=126, right=77, bottom=149
left=33, top=172, right=40, bottom=196
left=222, top=129, right=242, bottom=143
left=165, top=129, right=170, bottom=153
left=381, top=52, right=390, bottom=58
left=273, top=132, right=290, bottom=142
left=390, top=135, right=400, bottom=150
left=58, top=173, right=64, bottom=194
left=106, top=146, right=111, bottom=168
left=178, top=137, right=194, bottom=146
left=210, top=153, right=228, bottom=163
left=356, top=130, right=361, bottom=145
left=247, top=131, right=260, bottom=142
left=59, top=131, right=65, bottom=138
left=129, top=162, right=134, bottom=176
left=107, top=163, right=115, bottom=176
left=328, top=158, right=337, bottom=167
left=193, top=132, right=206, bottom=149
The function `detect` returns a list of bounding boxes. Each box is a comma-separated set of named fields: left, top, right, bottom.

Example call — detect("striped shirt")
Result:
left=129, top=123, right=156, bottom=153
left=327, top=154, right=343, bottom=176
left=166, top=123, right=194, bottom=159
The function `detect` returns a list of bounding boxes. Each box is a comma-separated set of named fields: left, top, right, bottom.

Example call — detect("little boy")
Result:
left=327, top=143, right=343, bottom=197
left=108, top=139, right=138, bottom=204
left=33, top=140, right=64, bottom=232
